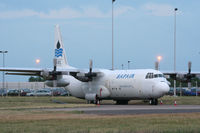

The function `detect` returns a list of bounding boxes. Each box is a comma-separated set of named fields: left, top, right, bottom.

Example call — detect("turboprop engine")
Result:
left=45, top=78, right=70, bottom=87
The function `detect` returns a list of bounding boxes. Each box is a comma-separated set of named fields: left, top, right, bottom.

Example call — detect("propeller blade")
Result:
left=188, top=61, right=191, bottom=74
left=89, top=59, right=93, bottom=73
left=53, top=58, right=57, bottom=71
left=77, top=59, right=97, bottom=82
left=52, top=58, right=57, bottom=81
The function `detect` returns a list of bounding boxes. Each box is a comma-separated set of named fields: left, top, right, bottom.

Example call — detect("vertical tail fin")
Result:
left=54, top=24, right=69, bottom=68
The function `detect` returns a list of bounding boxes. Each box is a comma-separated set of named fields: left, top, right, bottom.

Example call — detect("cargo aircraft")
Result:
left=0, top=25, right=170, bottom=105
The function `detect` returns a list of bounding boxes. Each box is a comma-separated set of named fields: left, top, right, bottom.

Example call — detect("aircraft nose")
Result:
left=155, top=82, right=170, bottom=95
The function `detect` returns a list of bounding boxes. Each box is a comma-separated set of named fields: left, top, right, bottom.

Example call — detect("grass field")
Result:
left=0, top=96, right=95, bottom=109
left=0, top=96, right=200, bottom=133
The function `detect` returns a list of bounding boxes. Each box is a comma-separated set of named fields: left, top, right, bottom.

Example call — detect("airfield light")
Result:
left=157, top=56, right=162, bottom=62
left=36, top=59, right=40, bottom=64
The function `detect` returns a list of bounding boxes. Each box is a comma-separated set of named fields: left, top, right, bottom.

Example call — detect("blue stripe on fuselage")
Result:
left=116, top=74, right=134, bottom=79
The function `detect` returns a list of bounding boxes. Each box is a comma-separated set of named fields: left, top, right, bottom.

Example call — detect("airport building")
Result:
left=0, top=82, right=48, bottom=90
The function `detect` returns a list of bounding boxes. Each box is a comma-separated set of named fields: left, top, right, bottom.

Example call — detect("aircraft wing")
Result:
left=163, top=71, right=185, bottom=76
left=162, top=71, right=200, bottom=79
left=0, top=67, right=102, bottom=82
left=162, top=61, right=200, bottom=79
left=0, top=67, right=43, bottom=76
left=163, top=71, right=200, bottom=75
left=0, top=67, right=80, bottom=76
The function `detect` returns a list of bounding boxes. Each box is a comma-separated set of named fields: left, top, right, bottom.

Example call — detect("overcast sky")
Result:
left=0, top=0, right=200, bottom=81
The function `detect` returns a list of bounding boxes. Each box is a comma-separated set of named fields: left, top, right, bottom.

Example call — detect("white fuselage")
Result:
left=64, top=69, right=170, bottom=101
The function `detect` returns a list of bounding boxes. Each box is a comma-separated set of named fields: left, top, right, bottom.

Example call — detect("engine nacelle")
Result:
left=45, top=79, right=70, bottom=87
left=85, top=93, right=98, bottom=101
left=41, top=69, right=51, bottom=79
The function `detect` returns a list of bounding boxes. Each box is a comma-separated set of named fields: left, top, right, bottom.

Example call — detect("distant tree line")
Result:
left=28, top=76, right=45, bottom=82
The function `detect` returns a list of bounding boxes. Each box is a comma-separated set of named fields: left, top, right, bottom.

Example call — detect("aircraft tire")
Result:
left=87, top=100, right=90, bottom=104
left=87, top=100, right=99, bottom=104
left=154, top=99, right=158, bottom=105
left=116, top=100, right=129, bottom=105
left=149, top=98, right=158, bottom=105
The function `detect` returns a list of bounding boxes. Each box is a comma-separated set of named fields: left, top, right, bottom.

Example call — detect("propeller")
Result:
left=85, top=60, right=97, bottom=81
left=176, top=61, right=195, bottom=84
left=186, top=61, right=192, bottom=89
left=42, top=59, right=97, bottom=83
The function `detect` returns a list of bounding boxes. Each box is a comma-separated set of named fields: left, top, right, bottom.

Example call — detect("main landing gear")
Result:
left=149, top=98, right=158, bottom=105
left=87, top=99, right=101, bottom=105
left=116, top=100, right=129, bottom=105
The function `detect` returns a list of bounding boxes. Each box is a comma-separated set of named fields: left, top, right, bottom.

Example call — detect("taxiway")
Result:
left=43, top=105, right=200, bottom=115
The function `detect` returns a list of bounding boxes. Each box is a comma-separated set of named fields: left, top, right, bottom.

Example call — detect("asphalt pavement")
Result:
left=43, top=105, right=200, bottom=115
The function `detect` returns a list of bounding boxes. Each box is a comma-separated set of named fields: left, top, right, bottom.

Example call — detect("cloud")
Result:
left=81, top=7, right=109, bottom=18
left=114, top=6, right=135, bottom=16
left=0, top=3, right=6, bottom=8
left=0, top=6, right=134, bottom=19
left=0, top=9, right=38, bottom=19
left=39, top=8, right=81, bottom=19
left=143, top=3, right=174, bottom=16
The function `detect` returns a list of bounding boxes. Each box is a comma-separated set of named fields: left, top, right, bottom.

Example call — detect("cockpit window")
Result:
left=150, top=73, right=153, bottom=78
left=145, top=73, right=149, bottom=79
left=153, top=74, right=164, bottom=78
left=154, top=74, right=158, bottom=78
left=146, top=73, right=164, bottom=79
left=145, top=73, right=153, bottom=79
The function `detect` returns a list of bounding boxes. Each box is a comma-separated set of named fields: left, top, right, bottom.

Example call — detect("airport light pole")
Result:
left=174, top=8, right=178, bottom=97
left=111, top=0, right=115, bottom=70
left=128, top=60, right=131, bottom=69
left=121, top=64, right=124, bottom=70
left=35, top=59, right=40, bottom=90
left=155, top=61, right=159, bottom=70
left=157, top=56, right=162, bottom=70
left=0, top=50, right=8, bottom=96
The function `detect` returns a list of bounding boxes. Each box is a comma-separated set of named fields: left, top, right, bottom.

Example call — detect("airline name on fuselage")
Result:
left=116, top=74, right=134, bottom=79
